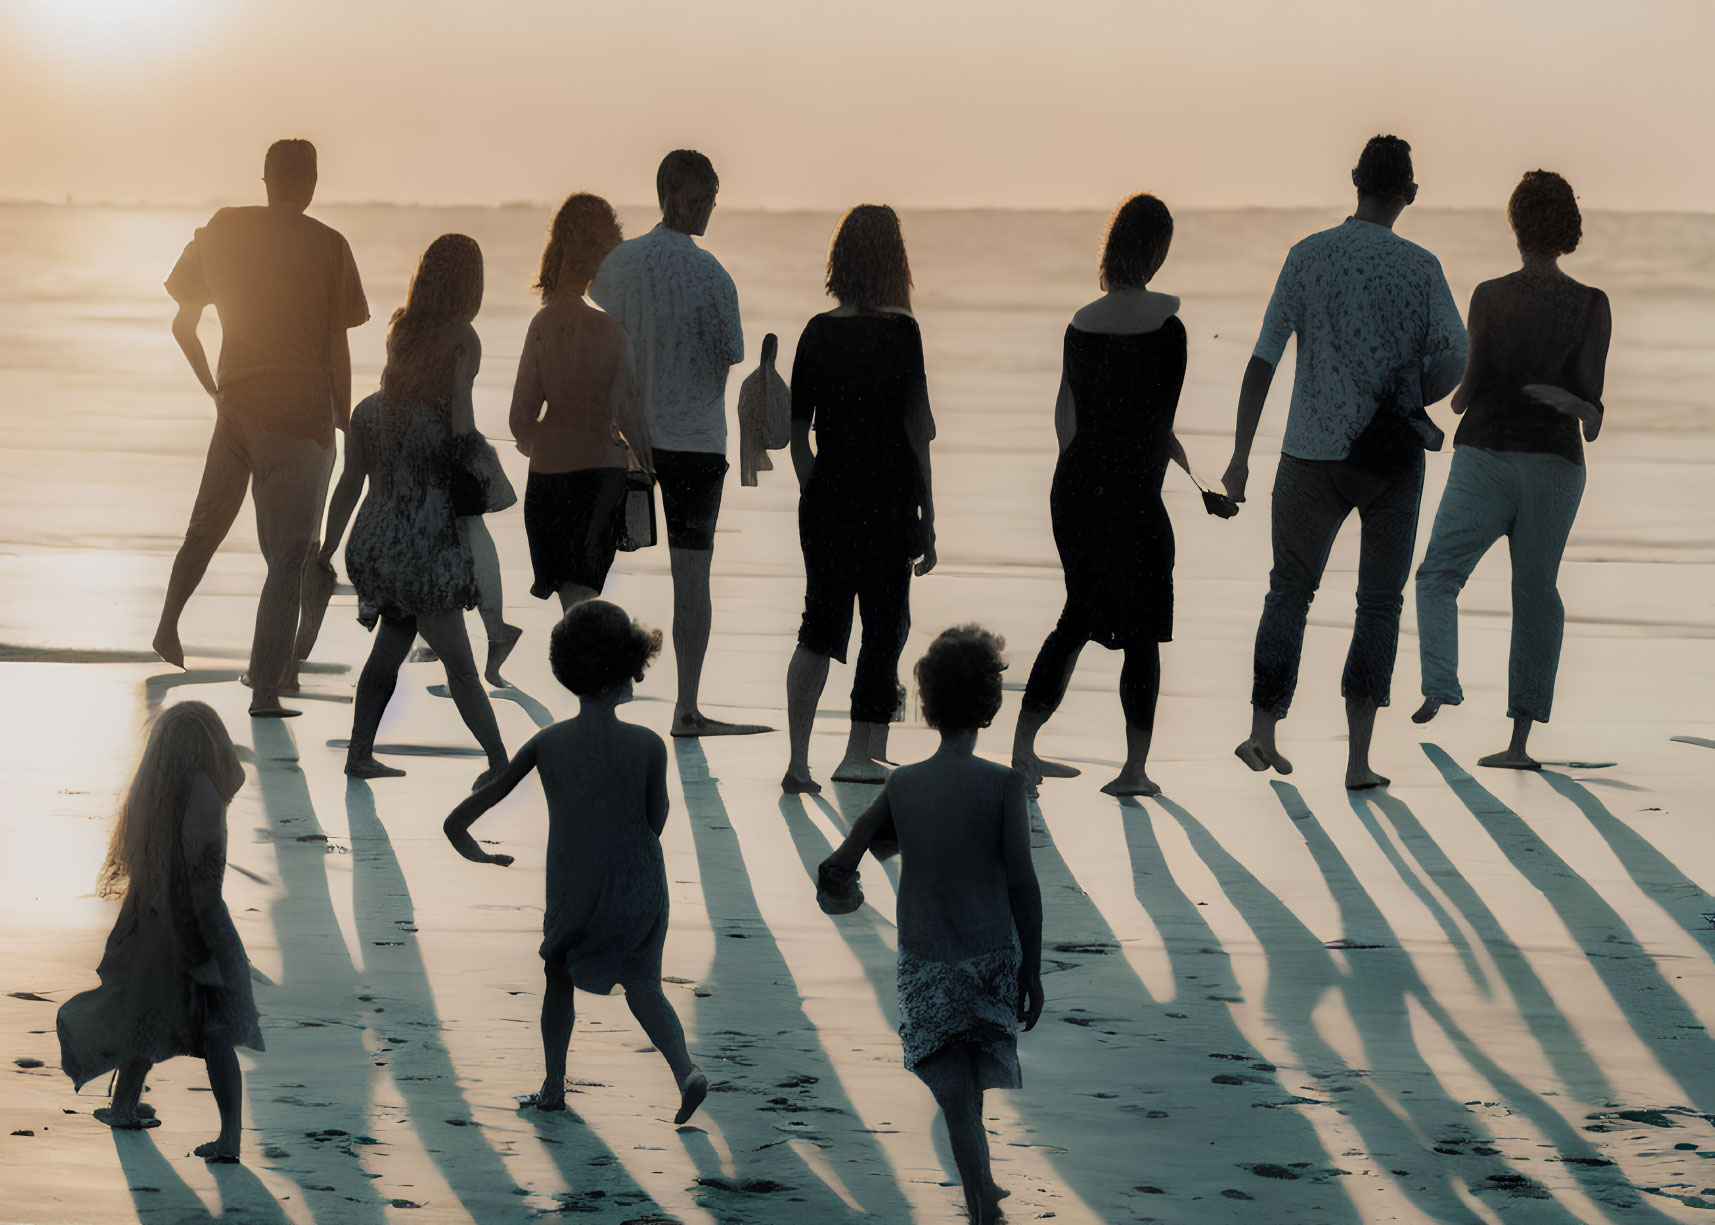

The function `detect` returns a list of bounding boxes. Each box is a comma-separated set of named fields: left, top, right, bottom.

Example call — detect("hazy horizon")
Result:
left=3, top=0, right=1710, bottom=214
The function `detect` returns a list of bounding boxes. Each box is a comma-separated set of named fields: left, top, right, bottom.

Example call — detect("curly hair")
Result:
left=825, top=204, right=913, bottom=311
left=915, top=625, right=1007, bottom=731
left=1353, top=134, right=1414, bottom=198
left=1508, top=170, right=1582, bottom=257
left=535, top=192, right=624, bottom=304
left=657, top=149, right=720, bottom=227
left=1099, top=193, right=1174, bottom=291
left=550, top=600, right=663, bottom=697
left=380, top=233, right=483, bottom=407
left=98, top=701, right=242, bottom=900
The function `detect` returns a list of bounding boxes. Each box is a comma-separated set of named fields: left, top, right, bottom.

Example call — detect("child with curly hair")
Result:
left=57, top=701, right=263, bottom=1163
left=443, top=600, right=707, bottom=1123
left=816, top=625, right=1043, bottom=1225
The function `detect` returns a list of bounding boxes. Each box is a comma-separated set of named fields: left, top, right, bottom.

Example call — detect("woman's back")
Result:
left=1060, top=316, right=1186, bottom=486
left=793, top=312, right=926, bottom=528
left=512, top=300, right=630, bottom=473
left=1455, top=270, right=1606, bottom=462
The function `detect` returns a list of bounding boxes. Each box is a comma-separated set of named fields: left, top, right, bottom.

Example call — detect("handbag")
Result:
left=448, top=431, right=518, bottom=517
left=615, top=468, right=658, bottom=552
left=1346, top=366, right=1444, bottom=477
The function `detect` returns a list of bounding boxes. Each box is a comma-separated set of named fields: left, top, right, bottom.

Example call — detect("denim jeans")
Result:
left=1252, top=452, right=1425, bottom=718
left=1415, top=445, right=1585, bottom=722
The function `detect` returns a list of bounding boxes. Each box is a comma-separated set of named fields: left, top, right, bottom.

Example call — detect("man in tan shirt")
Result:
left=154, top=139, right=369, bottom=716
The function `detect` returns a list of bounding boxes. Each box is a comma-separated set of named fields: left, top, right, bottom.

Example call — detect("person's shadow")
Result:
left=1157, top=784, right=1669, bottom=1222
left=1423, top=742, right=1715, bottom=1117
left=113, top=1128, right=290, bottom=1223
left=344, top=778, right=536, bottom=1223
left=671, top=740, right=916, bottom=1221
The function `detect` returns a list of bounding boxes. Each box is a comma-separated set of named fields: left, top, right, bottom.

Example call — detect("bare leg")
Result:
left=1480, top=716, right=1541, bottom=770
left=156, top=419, right=250, bottom=669
left=669, top=546, right=768, bottom=736
left=95, top=1059, right=157, bottom=1128
left=1235, top=707, right=1293, bottom=775
left=784, top=645, right=830, bottom=793
left=832, top=721, right=889, bottom=784
left=556, top=581, right=599, bottom=614
left=531, top=961, right=574, bottom=1110
left=417, top=612, right=508, bottom=785
left=1345, top=696, right=1389, bottom=790
left=915, top=1046, right=999, bottom=1224
left=192, top=1045, right=243, bottom=1161
left=347, top=616, right=414, bottom=778
left=1103, top=642, right=1161, bottom=796
left=621, top=978, right=706, bottom=1124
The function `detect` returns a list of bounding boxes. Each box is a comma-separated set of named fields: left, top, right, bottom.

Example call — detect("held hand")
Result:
left=914, top=536, right=938, bottom=578
left=1220, top=458, right=1249, bottom=504
left=1018, top=969, right=1045, bottom=1032
left=1201, top=489, right=1240, bottom=519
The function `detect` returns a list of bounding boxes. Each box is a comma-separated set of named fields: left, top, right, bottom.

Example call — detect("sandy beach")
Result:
left=4, top=205, right=1715, bottom=1224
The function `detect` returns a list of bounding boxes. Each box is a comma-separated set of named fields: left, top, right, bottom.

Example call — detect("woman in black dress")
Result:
left=1011, top=194, right=1224, bottom=797
left=783, top=204, right=936, bottom=794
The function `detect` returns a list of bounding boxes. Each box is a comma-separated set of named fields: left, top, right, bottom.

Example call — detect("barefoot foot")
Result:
left=248, top=704, right=302, bottom=719
left=1478, top=748, right=1541, bottom=771
left=346, top=756, right=407, bottom=779
left=1411, top=698, right=1444, bottom=725
left=517, top=1087, right=567, bottom=1112
left=1234, top=739, right=1293, bottom=775
left=781, top=770, right=822, bottom=795
left=485, top=624, right=524, bottom=688
left=152, top=626, right=185, bottom=669
left=1012, top=751, right=1079, bottom=784
left=93, top=1106, right=159, bottom=1130
left=674, top=1067, right=709, bottom=1125
left=1101, top=771, right=1160, bottom=798
left=1346, top=768, right=1391, bottom=790
left=671, top=712, right=772, bottom=738
left=830, top=756, right=889, bottom=784
left=194, top=1139, right=240, bottom=1163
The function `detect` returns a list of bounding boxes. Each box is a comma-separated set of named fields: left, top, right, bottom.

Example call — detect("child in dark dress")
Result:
left=57, top=701, right=263, bottom=1163
left=443, top=601, right=707, bottom=1123
left=818, top=626, right=1044, bottom=1225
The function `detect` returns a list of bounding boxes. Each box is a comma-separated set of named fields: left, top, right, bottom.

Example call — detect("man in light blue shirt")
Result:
left=591, top=150, right=765, bottom=736
left=1222, top=135, right=1467, bottom=789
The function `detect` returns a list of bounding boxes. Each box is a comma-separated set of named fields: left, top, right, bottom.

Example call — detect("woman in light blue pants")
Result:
left=1413, top=170, right=1611, bottom=768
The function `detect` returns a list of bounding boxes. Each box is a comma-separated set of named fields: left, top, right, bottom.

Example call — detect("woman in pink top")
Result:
left=512, top=194, right=652, bottom=611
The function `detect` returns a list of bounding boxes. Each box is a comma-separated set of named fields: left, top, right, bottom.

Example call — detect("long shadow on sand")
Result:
left=1423, top=743, right=1715, bottom=1117
left=1350, top=789, right=1615, bottom=1105
left=805, top=775, right=1365, bottom=1223
left=1536, top=769, right=1715, bottom=955
left=343, top=778, right=540, bottom=1223
left=1192, top=784, right=1667, bottom=1222
left=114, top=1129, right=290, bottom=1223
left=240, top=718, right=392, bottom=1224
left=673, top=740, right=917, bottom=1221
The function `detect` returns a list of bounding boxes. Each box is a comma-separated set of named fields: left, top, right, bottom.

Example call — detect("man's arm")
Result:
left=1420, top=263, right=1470, bottom=407
left=1221, top=356, right=1277, bottom=503
left=331, top=326, right=353, bottom=431
left=171, top=303, right=219, bottom=402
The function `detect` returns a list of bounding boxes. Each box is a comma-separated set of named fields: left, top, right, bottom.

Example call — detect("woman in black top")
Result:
left=1413, top=171, right=1611, bottom=769
left=783, top=205, right=936, bottom=794
left=1011, top=195, right=1226, bottom=797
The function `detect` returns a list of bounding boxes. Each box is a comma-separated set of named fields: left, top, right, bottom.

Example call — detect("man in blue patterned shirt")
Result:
left=1222, top=135, right=1467, bottom=789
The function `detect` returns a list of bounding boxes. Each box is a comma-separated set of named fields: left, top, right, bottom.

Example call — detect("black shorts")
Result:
left=524, top=468, right=627, bottom=598
left=651, top=449, right=728, bottom=551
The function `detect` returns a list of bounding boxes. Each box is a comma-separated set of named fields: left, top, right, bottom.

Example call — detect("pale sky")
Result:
left=2, top=0, right=1711, bottom=212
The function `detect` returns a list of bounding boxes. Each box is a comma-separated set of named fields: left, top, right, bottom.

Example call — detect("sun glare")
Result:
left=17, top=0, right=223, bottom=57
